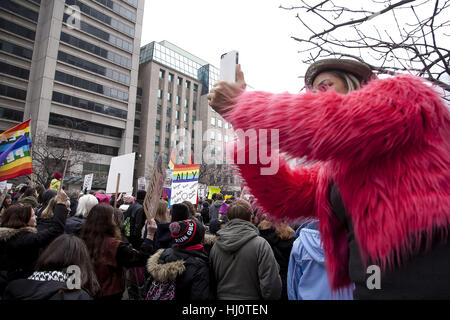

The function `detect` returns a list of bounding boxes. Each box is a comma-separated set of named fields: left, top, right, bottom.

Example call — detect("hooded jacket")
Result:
left=147, top=248, right=211, bottom=300
left=287, top=221, right=353, bottom=300
left=209, top=219, right=282, bottom=300
left=208, top=200, right=223, bottom=221
left=223, top=74, right=450, bottom=295
left=0, top=204, right=67, bottom=295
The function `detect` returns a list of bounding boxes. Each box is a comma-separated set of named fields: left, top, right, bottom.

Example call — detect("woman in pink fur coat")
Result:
left=207, top=59, right=450, bottom=299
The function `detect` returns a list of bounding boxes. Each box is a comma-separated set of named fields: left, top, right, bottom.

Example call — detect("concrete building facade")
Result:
left=0, top=0, right=144, bottom=189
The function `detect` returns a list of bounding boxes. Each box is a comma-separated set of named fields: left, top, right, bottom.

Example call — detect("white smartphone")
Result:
left=220, top=50, right=239, bottom=82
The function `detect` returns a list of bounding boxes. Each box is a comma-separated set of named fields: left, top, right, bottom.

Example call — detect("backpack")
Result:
left=145, top=277, right=176, bottom=300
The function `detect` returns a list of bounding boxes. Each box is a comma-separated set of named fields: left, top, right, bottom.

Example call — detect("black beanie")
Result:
left=171, top=203, right=189, bottom=222
left=169, top=219, right=205, bottom=248
left=136, top=190, right=146, bottom=201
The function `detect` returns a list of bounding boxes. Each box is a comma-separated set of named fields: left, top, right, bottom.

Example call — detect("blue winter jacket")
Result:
left=287, top=220, right=353, bottom=300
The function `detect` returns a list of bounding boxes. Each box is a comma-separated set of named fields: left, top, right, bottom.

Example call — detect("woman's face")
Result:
left=5, top=198, right=12, bottom=205
left=28, top=208, right=36, bottom=227
left=312, top=71, right=348, bottom=94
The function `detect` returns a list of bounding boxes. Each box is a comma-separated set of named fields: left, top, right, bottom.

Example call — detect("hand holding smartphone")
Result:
left=220, top=50, right=239, bottom=82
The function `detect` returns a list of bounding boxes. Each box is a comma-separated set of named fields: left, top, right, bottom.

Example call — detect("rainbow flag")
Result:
left=0, top=134, right=33, bottom=181
left=0, top=119, right=32, bottom=153
left=168, top=149, right=176, bottom=169
left=172, top=164, right=200, bottom=183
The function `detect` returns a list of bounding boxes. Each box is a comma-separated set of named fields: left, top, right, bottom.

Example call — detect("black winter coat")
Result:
left=147, top=247, right=211, bottom=300
left=153, top=221, right=172, bottom=250
left=0, top=203, right=67, bottom=296
left=258, top=227, right=294, bottom=300
left=123, top=202, right=146, bottom=249
left=3, top=278, right=91, bottom=300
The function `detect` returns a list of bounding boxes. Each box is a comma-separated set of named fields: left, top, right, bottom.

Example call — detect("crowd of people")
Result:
left=0, top=181, right=351, bottom=300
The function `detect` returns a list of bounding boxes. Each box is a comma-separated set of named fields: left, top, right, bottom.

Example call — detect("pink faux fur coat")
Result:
left=223, top=75, right=450, bottom=290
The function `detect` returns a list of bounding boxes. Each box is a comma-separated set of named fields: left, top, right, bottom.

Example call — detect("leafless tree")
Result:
left=198, top=163, right=238, bottom=191
left=31, top=125, right=94, bottom=188
left=281, top=0, right=450, bottom=100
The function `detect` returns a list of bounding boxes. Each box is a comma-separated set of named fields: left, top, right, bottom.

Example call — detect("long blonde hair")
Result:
left=155, top=200, right=170, bottom=223
left=331, top=70, right=361, bottom=92
left=40, top=197, right=57, bottom=219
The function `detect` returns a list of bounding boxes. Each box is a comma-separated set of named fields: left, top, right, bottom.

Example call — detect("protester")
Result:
left=0, top=190, right=69, bottom=296
left=12, top=184, right=28, bottom=204
left=207, top=59, right=450, bottom=299
left=119, top=195, right=134, bottom=213
left=146, top=219, right=211, bottom=300
left=200, top=201, right=210, bottom=225
left=209, top=193, right=224, bottom=221
left=18, top=187, right=39, bottom=207
left=0, top=194, right=13, bottom=219
left=257, top=219, right=295, bottom=300
left=203, top=217, right=228, bottom=256
left=65, top=194, right=98, bottom=235
left=153, top=199, right=172, bottom=250
left=49, top=172, right=62, bottom=191
left=287, top=219, right=353, bottom=300
left=209, top=199, right=282, bottom=300
left=218, top=202, right=229, bottom=220
left=68, top=191, right=79, bottom=217
left=80, top=203, right=156, bottom=300
left=182, top=200, right=202, bottom=223
left=36, top=184, right=45, bottom=205
left=3, top=234, right=100, bottom=300
left=123, top=190, right=146, bottom=250
left=36, top=190, right=57, bottom=218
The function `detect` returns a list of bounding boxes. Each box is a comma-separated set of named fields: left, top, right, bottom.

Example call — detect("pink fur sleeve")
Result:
left=224, top=75, right=446, bottom=163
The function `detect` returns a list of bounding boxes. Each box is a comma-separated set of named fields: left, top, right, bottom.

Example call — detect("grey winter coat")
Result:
left=208, top=200, right=223, bottom=221
left=209, top=218, right=282, bottom=300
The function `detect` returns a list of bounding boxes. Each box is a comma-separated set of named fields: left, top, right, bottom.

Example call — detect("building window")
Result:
left=193, top=102, right=196, bottom=110
left=137, top=87, right=143, bottom=96
left=154, top=152, right=159, bottom=161
left=224, top=135, right=229, bottom=142
left=166, top=107, right=171, bottom=117
left=157, top=104, right=161, bottom=114
left=218, top=133, right=222, bottom=141
left=167, top=93, right=172, bottom=102
left=157, top=89, right=162, bottom=99
left=164, top=153, right=168, bottom=163
left=134, top=119, right=140, bottom=128
left=184, top=113, right=188, bottom=122
left=185, top=81, right=190, bottom=89
left=184, top=99, right=189, bottom=107
left=218, top=119, right=222, bottom=128
left=133, top=135, right=139, bottom=144
left=177, top=77, right=182, bottom=85
left=176, top=96, right=180, bottom=105
left=176, top=110, right=179, bottom=120
left=136, top=103, right=141, bottom=112
left=159, top=69, right=165, bottom=78
left=155, top=136, right=160, bottom=146
left=210, top=117, right=215, bottom=126
left=193, top=84, right=198, bottom=92
left=165, top=123, right=170, bottom=132
left=156, top=120, right=161, bottom=130
left=210, top=131, right=215, bottom=140
left=224, top=122, right=228, bottom=129
left=165, top=138, right=169, bottom=147
left=192, top=115, right=196, bottom=124
left=168, top=73, right=174, bottom=82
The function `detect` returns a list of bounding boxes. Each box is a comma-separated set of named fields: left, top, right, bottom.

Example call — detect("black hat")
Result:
left=171, top=203, right=189, bottom=222
left=136, top=190, right=146, bottom=201
left=305, top=58, right=374, bottom=89
left=169, top=219, right=205, bottom=248
left=208, top=218, right=226, bottom=235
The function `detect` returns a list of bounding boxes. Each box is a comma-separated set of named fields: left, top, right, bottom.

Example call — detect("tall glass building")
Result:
left=0, top=0, right=144, bottom=188
left=136, top=40, right=240, bottom=192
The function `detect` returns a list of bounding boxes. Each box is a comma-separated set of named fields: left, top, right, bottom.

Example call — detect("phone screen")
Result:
left=220, top=50, right=239, bottom=82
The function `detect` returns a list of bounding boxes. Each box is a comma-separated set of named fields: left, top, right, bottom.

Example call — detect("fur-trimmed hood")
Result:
left=0, top=227, right=37, bottom=242
left=146, top=249, right=185, bottom=282
left=202, top=233, right=216, bottom=246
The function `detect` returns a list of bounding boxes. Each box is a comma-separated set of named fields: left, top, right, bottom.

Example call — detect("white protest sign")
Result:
left=105, top=153, right=135, bottom=194
left=6, top=183, right=12, bottom=190
left=170, top=164, right=199, bottom=205
left=138, top=177, right=146, bottom=190
left=0, top=180, right=7, bottom=191
left=83, top=173, right=94, bottom=191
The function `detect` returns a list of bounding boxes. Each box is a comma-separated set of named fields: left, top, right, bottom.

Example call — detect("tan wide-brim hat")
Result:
left=305, top=58, right=374, bottom=89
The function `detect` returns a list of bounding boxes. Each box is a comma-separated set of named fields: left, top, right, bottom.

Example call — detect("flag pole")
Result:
left=60, top=147, right=72, bottom=191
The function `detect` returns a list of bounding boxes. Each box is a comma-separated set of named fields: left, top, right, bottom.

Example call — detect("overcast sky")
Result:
left=141, top=0, right=304, bottom=93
